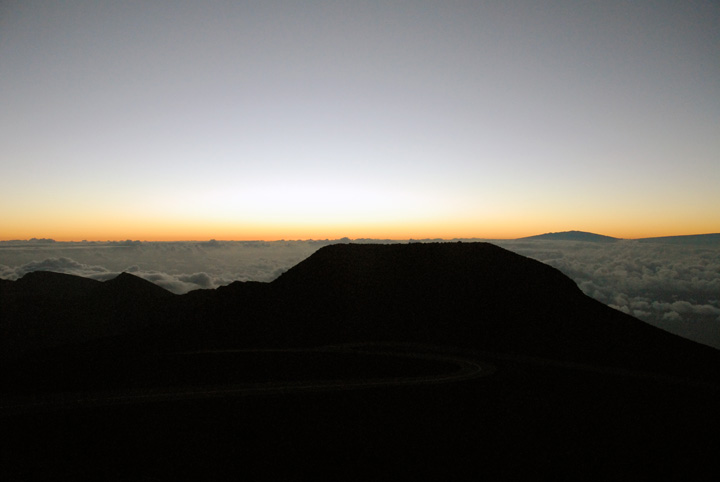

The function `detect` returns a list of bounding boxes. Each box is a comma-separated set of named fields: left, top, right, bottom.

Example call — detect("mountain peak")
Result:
left=103, top=272, right=174, bottom=298
left=517, top=230, right=619, bottom=242
left=267, top=242, right=719, bottom=376
left=13, top=271, right=101, bottom=299
left=274, top=242, right=579, bottom=294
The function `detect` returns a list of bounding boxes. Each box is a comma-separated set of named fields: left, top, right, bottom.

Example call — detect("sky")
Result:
left=1, top=0, right=719, bottom=241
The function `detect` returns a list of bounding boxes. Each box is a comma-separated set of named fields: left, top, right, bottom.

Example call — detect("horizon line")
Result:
left=3, top=232, right=720, bottom=244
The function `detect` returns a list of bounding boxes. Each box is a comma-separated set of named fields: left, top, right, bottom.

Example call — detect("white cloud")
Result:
left=497, top=239, right=720, bottom=349
left=178, top=272, right=213, bottom=289
left=662, top=311, right=682, bottom=322
left=0, top=240, right=331, bottom=294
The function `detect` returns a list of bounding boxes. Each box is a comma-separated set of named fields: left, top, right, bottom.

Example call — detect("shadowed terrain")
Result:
left=1, top=242, right=719, bottom=481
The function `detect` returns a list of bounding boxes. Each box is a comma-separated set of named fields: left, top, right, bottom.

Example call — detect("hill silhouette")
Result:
left=518, top=230, right=620, bottom=242
left=3, top=243, right=718, bottom=380
left=101, top=271, right=175, bottom=299
left=637, top=232, right=720, bottom=245
left=0, top=271, right=174, bottom=358
left=167, top=243, right=717, bottom=378
left=1, top=243, right=719, bottom=481
left=13, top=270, right=102, bottom=298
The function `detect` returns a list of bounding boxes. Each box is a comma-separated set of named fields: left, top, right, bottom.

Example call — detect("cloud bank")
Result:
left=496, top=240, right=720, bottom=349
left=0, top=240, right=330, bottom=294
left=2, top=238, right=718, bottom=349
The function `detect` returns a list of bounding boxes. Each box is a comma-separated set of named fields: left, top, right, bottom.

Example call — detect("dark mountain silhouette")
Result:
left=518, top=230, right=620, bottom=242
left=101, top=271, right=175, bottom=298
left=11, top=270, right=101, bottom=300
left=165, top=243, right=717, bottom=379
left=2, top=243, right=719, bottom=481
left=0, top=271, right=174, bottom=358
left=636, top=232, right=720, bottom=245
left=2, top=243, right=717, bottom=376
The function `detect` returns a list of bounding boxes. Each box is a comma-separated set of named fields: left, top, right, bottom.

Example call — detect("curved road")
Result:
left=0, top=343, right=495, bottom=415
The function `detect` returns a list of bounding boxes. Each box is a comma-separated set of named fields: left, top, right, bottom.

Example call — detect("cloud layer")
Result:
left=0, top=240, right=329, bottom=294
left=2, top=238, right=718, bottom=349
left=496, top=240, right=720, bottom=349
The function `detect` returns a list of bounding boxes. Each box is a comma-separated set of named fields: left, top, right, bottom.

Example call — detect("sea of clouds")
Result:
left=495, top=239, right=720, bottom=349
left=0, top=239, right=331, bottom=294
left=1, top=238, right=718, bottom=349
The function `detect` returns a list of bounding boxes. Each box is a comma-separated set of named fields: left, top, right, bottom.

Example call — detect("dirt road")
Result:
left=0, top=343, right=496, bottom=415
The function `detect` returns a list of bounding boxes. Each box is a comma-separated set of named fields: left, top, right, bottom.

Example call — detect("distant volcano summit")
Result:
left=517, top=230, right=620, bottom=242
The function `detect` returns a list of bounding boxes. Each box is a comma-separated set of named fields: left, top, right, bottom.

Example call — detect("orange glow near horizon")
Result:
left=3, top=216, right=718, bottom=242
left=3, top=2, right=719, bottom=247
left=2, top=186, right=718, bottom=242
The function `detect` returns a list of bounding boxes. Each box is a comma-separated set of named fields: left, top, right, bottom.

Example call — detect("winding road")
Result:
left=0, top=343, right=495, bottom=416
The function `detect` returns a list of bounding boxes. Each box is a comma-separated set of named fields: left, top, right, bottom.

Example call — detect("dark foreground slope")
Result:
left=0, top=271, right=174, bottom=359
left=2, top=243, right=719, bottom=481
left=180, top=242, right=719, bottom=378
